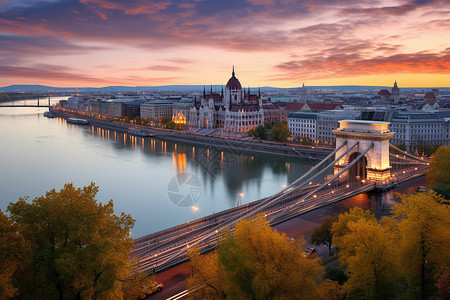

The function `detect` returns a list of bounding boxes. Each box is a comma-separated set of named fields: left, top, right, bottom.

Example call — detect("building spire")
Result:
left=203, top=85, right=206, bottom=99
left=232, top=65, right=235, bottom=77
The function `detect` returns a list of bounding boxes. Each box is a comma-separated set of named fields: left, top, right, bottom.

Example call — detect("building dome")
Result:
left=226, top=66, right=242, bottom=90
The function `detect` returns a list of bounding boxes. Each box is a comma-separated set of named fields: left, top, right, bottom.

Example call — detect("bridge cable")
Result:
left=269, top=143, right=374, bottom=224
left=148, top=143, right=363, bottom=271
left=389, top=143, right=429, bottom=163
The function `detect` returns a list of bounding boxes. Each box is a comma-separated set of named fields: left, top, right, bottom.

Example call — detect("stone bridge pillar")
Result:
left=332, top=120, right=395, bottom=183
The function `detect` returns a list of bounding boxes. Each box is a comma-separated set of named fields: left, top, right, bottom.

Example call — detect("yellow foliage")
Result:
left=391, top=191, right=450, bottom=298
left=7, top=183, right=136, bottom=300
left=188, top=215, right=323, bottom=300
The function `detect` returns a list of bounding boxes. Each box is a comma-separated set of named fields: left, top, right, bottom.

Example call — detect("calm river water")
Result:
left=0, top=98, right=320, bottom=237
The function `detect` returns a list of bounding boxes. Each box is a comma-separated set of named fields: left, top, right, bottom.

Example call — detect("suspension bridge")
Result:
left=131, top=120, right=429, bottom=274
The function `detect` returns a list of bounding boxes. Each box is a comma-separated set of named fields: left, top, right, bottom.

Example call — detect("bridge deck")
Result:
left=132, top=163, right=428, bottom=274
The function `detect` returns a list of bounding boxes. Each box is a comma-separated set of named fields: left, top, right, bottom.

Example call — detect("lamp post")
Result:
left=192, top=206, right=198, bottom=220
left=237, top=192, right=244, bottom=207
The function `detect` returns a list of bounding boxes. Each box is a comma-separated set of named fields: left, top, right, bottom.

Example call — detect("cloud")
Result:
left=0, top=65, right=108, bottom=83
left=0, top=34, right=104, bottom=64
left=273, top=48, right=450, bottom=81
left=0, top=64, right=182, bottom=86
left=0, top=0, right=449, bottom=86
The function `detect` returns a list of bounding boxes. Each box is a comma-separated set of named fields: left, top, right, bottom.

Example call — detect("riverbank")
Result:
left=50, top=107, right=333, bottom=160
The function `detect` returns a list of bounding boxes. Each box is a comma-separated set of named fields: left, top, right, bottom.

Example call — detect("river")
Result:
left=0, top=98, right=320, bottom=237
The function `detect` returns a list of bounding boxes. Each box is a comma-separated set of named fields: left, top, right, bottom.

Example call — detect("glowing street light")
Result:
left=237, top=192, right=244, bottom=207
left=192, top=206, right=198, bottom=220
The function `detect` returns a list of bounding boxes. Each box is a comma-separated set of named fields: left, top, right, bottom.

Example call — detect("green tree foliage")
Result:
left=310, top=215, right=336, bottom=255
left=7, top=183, right=145, bottom=300
left=427, top=146, right=450, bottom=186
left=324, top=266, right=348, bottom=285
left=270, top=122, right=291, bottom=141
left=249, top=125, right=267, bottom=139
left=188, top=215, right=323, bottom=299
left=431, top=183, right=450, bottom=201
left=390, top=191, right=450, bottom=299
left=0, top=211, right=24, bottom=299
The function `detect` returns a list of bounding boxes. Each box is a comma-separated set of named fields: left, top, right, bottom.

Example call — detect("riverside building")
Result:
left=172, top=67, right=283, bottom=133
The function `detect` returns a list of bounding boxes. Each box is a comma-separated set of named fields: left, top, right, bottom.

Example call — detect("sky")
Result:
left=0, top=0, right=449, bottom=88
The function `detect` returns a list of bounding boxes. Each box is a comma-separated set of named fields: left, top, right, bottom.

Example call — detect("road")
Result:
left=146, top=176, right=426, bottom=299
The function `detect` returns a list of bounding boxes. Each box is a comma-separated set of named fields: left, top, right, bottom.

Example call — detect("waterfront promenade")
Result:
left=50, top=107, right=333, bottom=160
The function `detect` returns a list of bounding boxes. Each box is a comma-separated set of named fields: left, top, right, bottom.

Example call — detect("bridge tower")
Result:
left=332, top=120, right=395, bottom=183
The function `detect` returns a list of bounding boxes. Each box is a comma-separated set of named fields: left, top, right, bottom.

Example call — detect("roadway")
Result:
left=147, top=176, right=427, bottom=299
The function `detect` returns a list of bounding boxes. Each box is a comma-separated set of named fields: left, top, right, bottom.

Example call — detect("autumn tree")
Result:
left=332, top=217, right=398, bottom=300
left=187, top=245, right=227, bottom=299
left=188, top=215, right=324, bottom=299
left=427, top=146, right=450, bottom=186
left=310, top=215, right=336, bottom=255
left=331, top=207, right=376, bottom=239
left=0, top=211, right=24, bottom=299
left=270, top=122, right=291, bottom=142
left=7, top=183, right=143, bottom=300
left=390, top=191, right=450, bottom=300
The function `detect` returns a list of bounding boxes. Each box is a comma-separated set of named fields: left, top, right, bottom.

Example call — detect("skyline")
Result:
left=0, top=0, right=449, bottom=88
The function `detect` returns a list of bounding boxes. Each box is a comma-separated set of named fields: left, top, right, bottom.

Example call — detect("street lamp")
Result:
left=237, top=192, right=244, bottom=207
left=192, top=206, right=198, bottom=220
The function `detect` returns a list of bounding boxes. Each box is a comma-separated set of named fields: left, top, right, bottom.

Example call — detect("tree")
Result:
left=0, top=211, right=24, bottom=299
left=390, top=191, right=450, bottom=300
left=331, top=207, right=376, bottom=239
left=427, top=146, right=450, bottom=186
left=435, top=267, right=450, bottom=300
left=7, top=183, right=141, bottom=300
left=310, top=215, right=336, bottom=256
left=333, top=217, right=398, bottom=300
left=188, top=215, right=324, bottom=299
left=249, top=125, right=267, bottom=139
left=270, top=122, right=291, bottom=141
left=187, top=246, right=227, bottom=299
left=431, top=183, right=450, bottom=201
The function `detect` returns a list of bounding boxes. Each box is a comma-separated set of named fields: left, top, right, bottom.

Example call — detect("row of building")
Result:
left=287, top=109, right=450, bottom=151
left=59, top=68, right=450, bottom=152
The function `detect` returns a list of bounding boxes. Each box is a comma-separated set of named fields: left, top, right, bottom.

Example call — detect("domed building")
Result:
left=172, top=67, right=283, bottom=133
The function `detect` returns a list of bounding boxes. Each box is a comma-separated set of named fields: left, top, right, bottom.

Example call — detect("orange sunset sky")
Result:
left=0, top=0, right=449, bottom=88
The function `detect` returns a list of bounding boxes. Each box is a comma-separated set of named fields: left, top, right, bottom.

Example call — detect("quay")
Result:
left=49, top=106, right=333, bottom=159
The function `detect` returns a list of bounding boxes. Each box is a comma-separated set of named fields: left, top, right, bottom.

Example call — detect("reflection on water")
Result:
left=0, top=101, right=418, bottom=237
left=337, top=189, right=398, bottom=217
left=0, top=106, right=319, bottom=237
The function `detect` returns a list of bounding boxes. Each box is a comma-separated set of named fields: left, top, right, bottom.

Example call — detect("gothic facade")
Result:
left=173, top=67, right=282, bottom=133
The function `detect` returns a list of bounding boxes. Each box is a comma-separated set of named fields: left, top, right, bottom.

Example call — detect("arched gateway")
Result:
left=332, top=120, right=395, bottom=183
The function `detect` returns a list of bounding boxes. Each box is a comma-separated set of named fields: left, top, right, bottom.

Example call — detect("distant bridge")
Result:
left=0, top=98, right=51, bottom=107
left=131, top=120, right=430, bottom=275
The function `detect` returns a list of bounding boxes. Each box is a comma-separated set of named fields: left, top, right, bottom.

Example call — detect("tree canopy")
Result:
left=310, top=215, right=336, bottom=255
left=6, top=183, right=152, bottom=300
left=270, top=122, right=291, bottom=142
left=427, top=146, right=450, bottom=186
left=0, top=211, right=24, bottom=299
left=188, top=215, right=323, bottom=299
left=331, top=192, right=450, bottom=300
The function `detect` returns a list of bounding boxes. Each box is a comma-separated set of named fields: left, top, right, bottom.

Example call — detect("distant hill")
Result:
left=1, top=84, right=448, bottom=93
